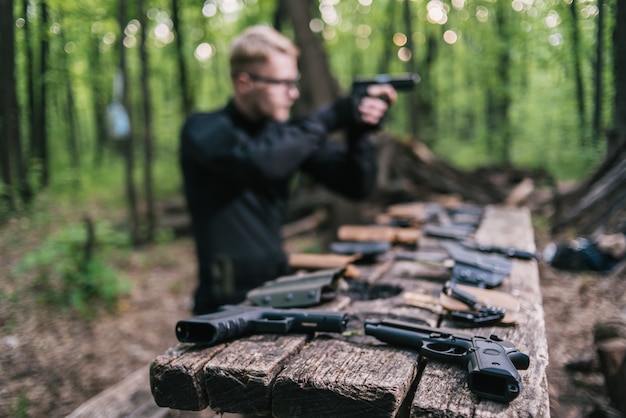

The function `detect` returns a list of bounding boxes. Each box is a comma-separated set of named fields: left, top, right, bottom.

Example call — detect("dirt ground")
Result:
left=1, top=211, right=625, bottom=418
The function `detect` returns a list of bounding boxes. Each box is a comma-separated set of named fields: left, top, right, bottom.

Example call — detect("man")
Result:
left=180, top=25, right=397, bottom=314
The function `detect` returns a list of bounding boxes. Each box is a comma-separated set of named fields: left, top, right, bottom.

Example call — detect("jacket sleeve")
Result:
left=300, top=94, right=380, bottom=200
left=179, top=110, right=332, bottom=188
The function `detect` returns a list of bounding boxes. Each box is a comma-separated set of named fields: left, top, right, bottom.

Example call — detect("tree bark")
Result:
left=592, top=0, right=604, bottom=144
left=172, top=0, right=193, bottom=115
left=280, top=0, right=340, bottom=115
left=139, top=0, right=156, bottom=243
left=569, top=0, right=587, bottom=145
left=20, top=0, right=35, bottom=204
left=37, top=0, right=50, bottom=187
left=551, top=139, right=626, bottom=235
left=88, top=32, right=109, bottom=165
left=118, top=0, right=140, bottom=246
left=60, top=22, right=80, bottom=170
left=402, top=0, right=420, bottom=141
left=376, top=0, right=397, bottom=75
left=611, top=0, right=626, bottom=154
left=490, top=2, right=512, bottom=163
left=0, top=0, right=18, bottom=213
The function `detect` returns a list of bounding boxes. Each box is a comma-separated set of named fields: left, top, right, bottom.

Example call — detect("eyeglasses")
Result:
left=247, top=73, right=300, bottom=89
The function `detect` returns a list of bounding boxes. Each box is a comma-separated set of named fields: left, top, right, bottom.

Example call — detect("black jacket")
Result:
left=180, top=96, right=378, bottom=312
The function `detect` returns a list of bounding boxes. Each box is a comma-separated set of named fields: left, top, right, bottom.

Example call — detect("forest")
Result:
left=1, top=0, right=623, bottom=230
left=1, top=0, right=626, bottom=416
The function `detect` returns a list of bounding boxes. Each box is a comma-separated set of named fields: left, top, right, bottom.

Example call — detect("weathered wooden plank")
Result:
left=410, top=363, right=479, bottom=417
left=412, top=206, right=550, bottom=417
left=272, top=337, right=420, bottom=418
left=473, top=205, right=537, bottom=254
left=150, top=344, right=225, bottom=411
left=202, top=334, right=308, bottom=416
left=148, top=204, right=550, bottom=418
left=390, top=259, right=450, bottom=280
left=69, top=365, right=235, bottom=418
left=348, top=262, right=443, bottom=325
left=68, top=366, right=168, bottom=418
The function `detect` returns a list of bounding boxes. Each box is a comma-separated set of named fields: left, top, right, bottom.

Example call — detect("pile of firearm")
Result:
left=176, top=304, right=529, bottom=404
left=174, top=75, right=535, bottom=405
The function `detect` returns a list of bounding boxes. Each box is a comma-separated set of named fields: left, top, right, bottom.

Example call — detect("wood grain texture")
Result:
left=148, top=204, right=550, bottom=418
left=202, top=334, right=308, bottom=415
left=150, top=343, right=225, bottom=411
left=68, top=366, right=165, bottom=418
left=412, top=206, right=550, bottom=417
left=272, top=337, right=419, bottom=418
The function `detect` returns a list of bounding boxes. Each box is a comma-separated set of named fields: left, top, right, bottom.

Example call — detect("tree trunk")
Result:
left=172, top=0, right=192, bottom=116
left=569, top=0, right=586, bottom=145
left=139, top=0, right=156, bottom=243
left=0, top=0, right=19, bottom=214
left=60, top=23, right=80, bottom=170
left=89, top=32, right=109, bottom=166
left=37, top=0, right=50, bottom=187
left=118, top=0, right=140, bottom=246
left=280, top=0, right=340, bottom=115
left=492, top=1, right=512, bottom=163
left=402, top=0, right=420, bottom=141
left=20, top=0, right=35, bottom=204
left=377, top=0, right=397, bottom=75
left=419, top=29, right=438, bottom=146
left=611, top=0, right=626, bottom=154
left=593, top=0, right=605, bottom=145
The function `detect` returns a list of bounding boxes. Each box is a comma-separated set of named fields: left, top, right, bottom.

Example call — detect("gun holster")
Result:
left=247, top=268, right=346, bottom=308
left=441, top=242, right=513, bottom=288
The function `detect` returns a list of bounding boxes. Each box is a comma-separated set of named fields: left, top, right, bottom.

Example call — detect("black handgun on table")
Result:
left=352, top=73, right=420, bottom=93
left=176, top=305, right=348, bottom=345
left=364, top=318, right=530, bottom=403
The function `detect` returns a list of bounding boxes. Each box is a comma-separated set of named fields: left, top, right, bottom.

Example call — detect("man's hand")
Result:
left=358, top=84, right=398, bottom=125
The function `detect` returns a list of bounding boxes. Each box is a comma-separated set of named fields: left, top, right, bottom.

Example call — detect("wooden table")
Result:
left=150, top=205, right=550, bottom=417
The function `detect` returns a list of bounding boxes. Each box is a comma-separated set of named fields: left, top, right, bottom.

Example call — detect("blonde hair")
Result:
left=229, top=25, right=299, bottom=75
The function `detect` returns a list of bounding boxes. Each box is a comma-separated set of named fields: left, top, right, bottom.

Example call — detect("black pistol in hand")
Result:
left=176, top=305, right=348, bottom=345
left=351, top=73, right=420, bottom=94
left=364, top=318, right=530, bottom=403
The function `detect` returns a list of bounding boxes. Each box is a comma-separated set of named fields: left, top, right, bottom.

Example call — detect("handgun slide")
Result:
left=351, top=73, right=420, bottom=93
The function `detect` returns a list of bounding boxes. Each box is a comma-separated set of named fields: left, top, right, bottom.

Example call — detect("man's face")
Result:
left=239, top=52, right=300, bottom=122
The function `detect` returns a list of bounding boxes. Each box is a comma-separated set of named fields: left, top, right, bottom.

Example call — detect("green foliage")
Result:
left=8, top=389, right=30, bottom=418
left=6, top=0, right=618, bottom=224
left=13, top=220, right=132, bottom=319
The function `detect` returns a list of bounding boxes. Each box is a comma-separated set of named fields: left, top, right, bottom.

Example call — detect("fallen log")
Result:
left=390, top=139, right=504, bottom=204
left=551, top=138, right=626, bottom=235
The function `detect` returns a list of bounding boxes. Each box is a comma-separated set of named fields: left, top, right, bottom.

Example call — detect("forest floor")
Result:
left=0, top=200, right=624, bottom=418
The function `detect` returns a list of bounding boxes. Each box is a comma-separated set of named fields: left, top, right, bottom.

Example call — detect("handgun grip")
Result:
left=493, top=337, right=531, bottom=370
left=508, top=350, right=531, bottom=370
left=466, top=338, right=524, bottom=403
left=176, top=307, right=255, bottom=344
